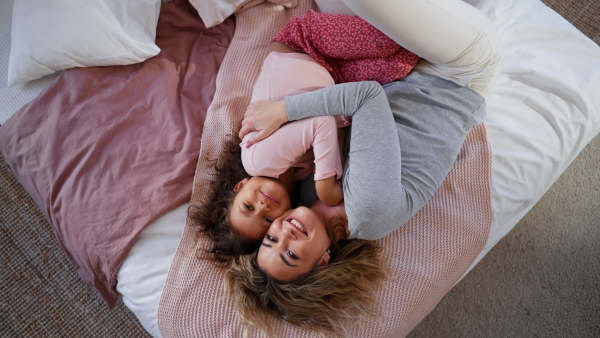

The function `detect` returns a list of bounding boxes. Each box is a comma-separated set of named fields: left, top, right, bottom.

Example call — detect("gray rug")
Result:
left=1, top=0, right=598, bottom=337
left=409, top=134, right=600, bottom=338
left=0, top=153, right=151, bottom=337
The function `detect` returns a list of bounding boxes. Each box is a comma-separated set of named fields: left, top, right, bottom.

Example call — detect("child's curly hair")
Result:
left=188, top=136, right=260, bottom=263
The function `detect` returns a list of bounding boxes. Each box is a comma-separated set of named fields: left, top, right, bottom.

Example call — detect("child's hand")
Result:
left=315, top=176, right=343, bottom=206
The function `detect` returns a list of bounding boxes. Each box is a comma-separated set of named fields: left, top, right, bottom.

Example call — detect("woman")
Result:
left=228, top=0, right=500, bottom=335
left=191, top=11, right=418, bottom=261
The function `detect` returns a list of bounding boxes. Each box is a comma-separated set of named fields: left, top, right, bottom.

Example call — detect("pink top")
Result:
left=241, top=52, right=343, bottom=181
left=272, top=10, right=420, bottom=85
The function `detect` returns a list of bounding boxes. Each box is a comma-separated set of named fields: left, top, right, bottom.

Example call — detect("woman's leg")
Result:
left=342, top=0, right=501, bottom=96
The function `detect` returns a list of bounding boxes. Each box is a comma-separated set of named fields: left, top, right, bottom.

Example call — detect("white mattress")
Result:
left=2, top=0, right=600, bottom=337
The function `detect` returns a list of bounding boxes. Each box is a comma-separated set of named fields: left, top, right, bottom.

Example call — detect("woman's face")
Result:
left=229, top=177, right=291, bottom=241
left=257, top=207, right=331, bottom=282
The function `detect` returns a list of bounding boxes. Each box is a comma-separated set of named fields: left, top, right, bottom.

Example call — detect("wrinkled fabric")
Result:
left=0, top=0, right=235, bottom=308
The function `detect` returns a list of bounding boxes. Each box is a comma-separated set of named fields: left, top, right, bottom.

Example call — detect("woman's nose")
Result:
left=280, top=224, right=297, bottom=239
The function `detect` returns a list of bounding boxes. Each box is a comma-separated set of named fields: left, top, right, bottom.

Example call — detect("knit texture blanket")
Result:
left=158, top=0, right=492, bottom=336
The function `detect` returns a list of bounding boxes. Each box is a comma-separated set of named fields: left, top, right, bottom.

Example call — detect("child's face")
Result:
left=229, top=176, right=291, bottom=241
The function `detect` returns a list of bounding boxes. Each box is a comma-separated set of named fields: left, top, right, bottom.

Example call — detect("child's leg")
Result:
left=272, top=10, right=420, bottom=84
left=342, top=0, right=501, bottom=96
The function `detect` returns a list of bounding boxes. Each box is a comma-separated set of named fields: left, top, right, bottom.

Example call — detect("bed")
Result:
left=1, top=0, right=599, bottom=337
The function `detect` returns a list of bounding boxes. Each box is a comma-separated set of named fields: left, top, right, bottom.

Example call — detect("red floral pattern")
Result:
left=273, top=10, right=420, bottom=85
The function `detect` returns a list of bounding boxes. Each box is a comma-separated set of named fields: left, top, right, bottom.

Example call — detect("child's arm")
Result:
left=315, top=177, right=343, bottom=206
left=240, top=116, right=343, bottom=186
left=316, top=125, right=347, bottom=207
left=310, top=116, right=344, bottom=206
left=337, top=126, right=348, bottom=166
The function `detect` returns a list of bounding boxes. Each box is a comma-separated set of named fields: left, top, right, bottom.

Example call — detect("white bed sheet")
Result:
left=2, top=0, right=599, bottom=337
left=117, top=203, right=187, bottom=337
left=467, top=0, right=600, bottom=271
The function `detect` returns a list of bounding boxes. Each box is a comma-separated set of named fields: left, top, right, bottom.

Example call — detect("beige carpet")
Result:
left=1, top=0, right=598, bottom=337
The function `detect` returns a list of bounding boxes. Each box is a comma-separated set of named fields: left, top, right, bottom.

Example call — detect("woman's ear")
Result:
left=319, top=250, right=331, bottom=266
left=233, top=178, right=249, bottom=192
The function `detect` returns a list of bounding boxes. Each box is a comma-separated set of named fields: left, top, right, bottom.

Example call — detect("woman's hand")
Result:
left=239, top=100, right=289, bottom=146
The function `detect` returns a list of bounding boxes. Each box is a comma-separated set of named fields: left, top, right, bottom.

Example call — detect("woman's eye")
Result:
left=287, top=250, right=299, bottom=260
left=265, top=235, right=276, bottom=242
left=243, top=203, right=252, bottom=210
left=264, top=217, right=273, bottom=223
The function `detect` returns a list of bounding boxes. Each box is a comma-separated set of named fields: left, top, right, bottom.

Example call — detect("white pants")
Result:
left=315, top=0, right=501, bottom=97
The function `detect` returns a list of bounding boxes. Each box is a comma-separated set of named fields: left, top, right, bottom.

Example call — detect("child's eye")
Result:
left=243, top=203, right=252, bottom=210
left=265, top=235, right=277, bottom=242
left=287, top=250, right=299, bottom=260
left=264, top=217, right=273, bottom=223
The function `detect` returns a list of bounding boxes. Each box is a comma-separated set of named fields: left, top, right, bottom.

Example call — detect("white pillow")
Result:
left=314, top=0, right=356, bottom=15
left=188, top=0, right=247, bottom=28
left=7, top=0, right=161, bottom=87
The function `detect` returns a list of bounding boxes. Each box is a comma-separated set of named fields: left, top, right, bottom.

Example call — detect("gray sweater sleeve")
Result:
left=283, top=75, right=485, bottom=240
left=284, top=81, right=407, bottom=240
left=284, top=81, right=387, bottom=120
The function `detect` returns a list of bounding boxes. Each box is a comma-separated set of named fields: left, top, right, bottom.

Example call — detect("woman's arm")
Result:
left=239, top=81, right=385, bottom=143
left=283, top=81, right=388, bottom=121
left=283, top=82, right=417, bottom=239
left=243, top=81, right=410, bottom=238
left=241, top=80, right=484, bottom=240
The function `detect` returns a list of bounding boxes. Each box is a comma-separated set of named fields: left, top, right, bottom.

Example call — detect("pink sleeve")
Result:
left=241, top=116, right=343, bottom=181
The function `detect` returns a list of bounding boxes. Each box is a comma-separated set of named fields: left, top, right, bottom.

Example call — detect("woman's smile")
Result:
left=286, top=217, right=308, bottom=236
left=257, top=206, right=332, bottom=282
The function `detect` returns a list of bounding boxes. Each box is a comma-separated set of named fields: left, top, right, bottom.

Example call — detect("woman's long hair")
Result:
left=226, top=219, right=387, bottom=336
left=189, top=136, right=260, bottom=262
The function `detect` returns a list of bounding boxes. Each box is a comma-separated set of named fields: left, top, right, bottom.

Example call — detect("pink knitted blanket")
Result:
left=158, top=0, right=492, bottom=336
